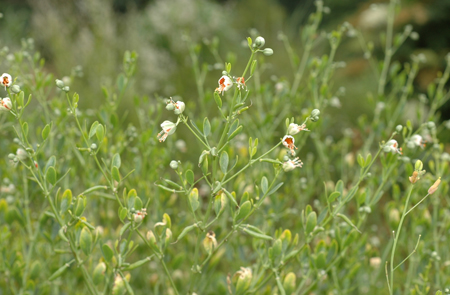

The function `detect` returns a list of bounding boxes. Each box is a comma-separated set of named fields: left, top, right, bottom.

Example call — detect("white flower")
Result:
left=157, top=120, right=177, bottom=142
left=282, top=135, right=297, bottom=156
left=383, top=139, right=402, bottom=154
left=287, top=123, right=308, bottom=135
left=215, top=75, right=233, bottom=95
left=174, top=101, right=185, bottom=115
left=0, top=73, right=12, bottom=89
left=0, top=97, right=12, bottom=111
left=282, top=157, right=303, bottom=172
left=410, top=134, right=425, bottom=148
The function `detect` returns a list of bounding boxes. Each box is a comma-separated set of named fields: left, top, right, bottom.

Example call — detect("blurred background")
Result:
left=1, top=0, right=450, bottom=124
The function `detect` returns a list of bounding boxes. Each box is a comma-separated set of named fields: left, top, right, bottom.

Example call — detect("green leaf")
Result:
left=22, top=122, right=28, bottom=138
left=314, top=252, right=326, bottom=269
left=228, top=125, right=243, bottom=141
left=42, top=123, right=51, bottom=140
left=228, top=119, right=239, bottom=137
left=117, top=73, right=126, bottom=92
left=305, top=212, right=317, bottom=235
left=235, top=200, right=251, bottom=221
left=219, top=151, right=229, bottom=174
left=357, top=154, right=364, bottom=168
left=134, top=197, right=143, bottom=211
left=247, top=37, right=252, bottom=47
left=112, top=166, right=121, bottom=183
left=92, top=262, right=106, bottom=285
left=336, top=213, right=361, bottom=233
left=111, top=153, right=121, bottom=169
left=46, top=167, right=57, bottom=186
left=89, top=121, right=99, bottom=139
left=74, top=196, right=86, bottom=216
left=328, top=192, right=340, bottom=203
left=102, top=244, right=114, bottom=262
left=79, top=227, right=92, bottom=256
left=185, top=170, right=194, bottom=185
left=261, top=177, right=268, bottom=194
left=60, top=189, right=72, bottom=214
left=48, top=262, right=71, bottom=281
left=189, top=188, right=199, bottom=212
left=119, top=207, right=128, bottom=222
left=96, top=124, right=105, bottom=142
left=267, top=182, right=283, bottom=195
left=45, top=156, right=56, bottom=173
left=203, top=117, right=211, bottom=137
left=214, top=92, right=222, bottom=108
left=365, top=153, right=372, bottom=167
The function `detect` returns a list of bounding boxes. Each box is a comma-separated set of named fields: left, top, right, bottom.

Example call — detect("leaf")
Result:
left=328, top=192, right=340, bottom=203
left=119, top=207, right=128, bottom=222
left=134, top=197, right=143, bottom=211
left=261, top=177, right=268, bottom=194
left=267, top=182, right=284, bottom=195
left=46, top=166, right=57, bottom=186
left=60, top=189, right=72, bottom=214
left=111, top=153, right=121, bottom=169
left=42, top=123, right=51, bottom=140
left=102, top=244, right=114, bottom=262
left=203, top=117, right=211, bottom=137
left=112, top=166, right=121, bottom=183
left=96, top=124, right=105, bottom=142
left=189, top=188, right=199, bottom=212
left=89, top=121, right=99, bottom=139
left=185, top=170, right=194, bottom=185
left=219, top=151, right=229, bottom=174
left=357, top=154, right=364, bottom=168
left=22, top=122, right=28, bottom=138
left=45, top=156, right=56, bottom=173
left=234, top=201, right=251, bottom=221
left=336, top=213, right=361, bottom=233
left=305, top=212, right=317, bottom=235
left=242, top=227, right=273, bottom=240
left=79, top=227, right=92, bottom=256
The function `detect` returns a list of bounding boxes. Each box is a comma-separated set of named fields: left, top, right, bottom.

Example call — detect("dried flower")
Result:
left=157, top=120, right=177, bottom=142
left=0, top=73, right=12, bottom=89
left=428, top=178, right=441, bottom=195
left=202, top=231, right=217, bottom=254
left=287, top=123, right=308, bottom=135
left=282, top=157, right=303, bottom=172
left=282, top=135, right=297, bottom=156
left=409, top=171, right=419, bottom=184
left=215, top=75, right=233, bottom=95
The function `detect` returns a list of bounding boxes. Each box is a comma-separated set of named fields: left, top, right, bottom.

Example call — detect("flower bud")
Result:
left=428, top=178, right=441, bottom=195
left=55, top=79, right=65, bottom=88
left=395, top=125, right=403, bottom=133
left=254, top=36, right=265, bottom=48
left=90, top=143, right=97, bottom=150
left=311, top=109, right=320, bottom=117
left=147, top=230, right=156, bottom=243
left=62, top=86, right=70, bottom=92
left=170, top=160, right=179, bottom=169
left=10, top=84, right=20, bottom=94
left=262, top=48, right=273, bottom=56
left=427, top=121, right=435, bottom=129
left=166, top=103, right=175, bottom=111
left=202, top=231, right=217, bottom=254
left=414, top=160, right=423, bottom=171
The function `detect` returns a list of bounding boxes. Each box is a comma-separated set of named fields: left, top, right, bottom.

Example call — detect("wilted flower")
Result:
left=410, top=134, right=426, bottom=149
left=428, top=178, right=441, bottom=195
left=0, top=73, right=12, bottom=89
left=157, top=120, right=177, bottom=142
left=202, top=231, right=217, bottom=254
left=235, top=77, right=246, bottom=90
left=282, top=157, right=303, bottom=172
left=287, top=123, right=308, bottom=135
left=282, top=135, right=297, bottom=156
left=215, top=75, right=233, bottom=95
left=383, top=139, right=402, bottom=154
left=409, top=171, right=419, bottom=184
left=0, top=97, right=12, bottom=111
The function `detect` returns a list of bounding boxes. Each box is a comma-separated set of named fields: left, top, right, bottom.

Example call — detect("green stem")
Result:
left=378, top=0, right=397, bottom=96
left=389, top=184, right=414, bottom=295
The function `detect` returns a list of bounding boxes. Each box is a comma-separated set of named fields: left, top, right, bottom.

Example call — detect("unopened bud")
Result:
left=166, top=103, right=175, bottom=111
left=90, top=143, right=97, bottom=150
left=170, top=160, right=178, bottom=169
left=428, top=178, right=441, bottom=195
left=311, top=109, right=320, bottom=117
left=254, top=36, right=265, bottom=48
left=395, top=125, right=403, bottom=133
left=10, top=84, right=20, bottom=94
left=55, top=79, right=65, bottom=88
left=62, top=86, right=70, bottom=92
left=414, top=160, right=423, bottom=171
left=202, top=231, right=217, bottom=254
left=427, top=121, right=435, bottom=129
left=262, top=48, right=273, bottom=56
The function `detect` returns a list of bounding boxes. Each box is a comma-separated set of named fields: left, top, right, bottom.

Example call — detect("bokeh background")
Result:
left=1, top=0, right=450, bottom=124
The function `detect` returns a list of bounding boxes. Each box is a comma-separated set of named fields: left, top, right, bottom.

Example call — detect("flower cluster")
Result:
left=133, top=208, right=147, bottom=223
left=383, top=139, right=402, bottom=154
left=165, top=97, right=185, bottom=115
left=280, top=121, right=311, bottom=172
left=408, top=134, right=426, bottom=149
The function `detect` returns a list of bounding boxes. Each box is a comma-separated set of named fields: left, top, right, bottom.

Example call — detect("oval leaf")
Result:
left=46, top=166, right=57, bottom=186
left=89, top=121, right=99, bottom=139
left=203, top=117, right=211, bottom=137
left=185, top=170, right=194, bottom=185
left=42, top=123, right=51, bottom=140
left=219, top=151, right=229, bottom=174
left=79, top=227, right=92, bottom=256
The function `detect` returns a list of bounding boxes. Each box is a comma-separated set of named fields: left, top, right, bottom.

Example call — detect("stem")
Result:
left=378, top=0, right=397, bottom=96
left=389, top=184, right=414, bottom=295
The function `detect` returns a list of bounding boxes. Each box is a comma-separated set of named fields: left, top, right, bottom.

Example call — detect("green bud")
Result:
left=170, top=160, right=178, bottom=169
left=166, top=103, right=175, bottom=111
left=427, top=121, right=435, bottom=129
left=254, top=36, right=265, bottom=48
left=311, top=109, right=320, bottom=117
left=395, top=125, right=403, bottom=133
left=262, top=48, right=273, bottom=56
left=90, top=143, right=97, bottom=150
left=62, top=86, right=70, bottom=92
left=55, top=79, right=65, bottom=88
left=414, top=160, right=423, bottom=171
left=10, top=85, right=21, bottom=94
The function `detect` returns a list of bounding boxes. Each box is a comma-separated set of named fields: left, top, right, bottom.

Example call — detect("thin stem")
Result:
left=389, top=184, right=414, bottom=295
left=393, top=235, right=421, bottom=271
left=378, top=0, right=397, bottom=96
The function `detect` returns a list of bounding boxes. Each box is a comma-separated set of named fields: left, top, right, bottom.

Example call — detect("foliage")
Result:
left=0, top=0, right=449, bottom=295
